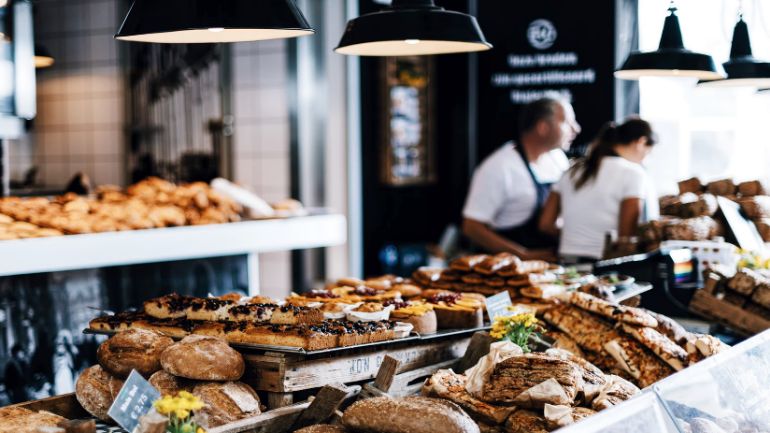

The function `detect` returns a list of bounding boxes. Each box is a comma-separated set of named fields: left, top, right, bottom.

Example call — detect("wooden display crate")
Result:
left=243, top=333, right=472, bottom=408
left=690, top=290, right=770, bottom=336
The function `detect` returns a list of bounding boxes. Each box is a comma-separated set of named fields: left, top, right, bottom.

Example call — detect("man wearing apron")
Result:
left=462, top=97, right=581, bottom=261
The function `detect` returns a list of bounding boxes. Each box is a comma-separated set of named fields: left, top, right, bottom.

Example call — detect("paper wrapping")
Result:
left=464, top=340, right=523, bottom=398
left=543, top=404, right=575, bottom=430
left=512, top=378, right=572, bottom=408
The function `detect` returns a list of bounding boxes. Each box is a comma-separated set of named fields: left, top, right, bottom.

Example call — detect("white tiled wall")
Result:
left=231, top=40, right=293, bottom=294
left=27, top=0, right=125, bottom=187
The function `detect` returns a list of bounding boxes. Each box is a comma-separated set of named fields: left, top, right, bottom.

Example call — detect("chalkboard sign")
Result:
left=475, top=0, right=624, bottom=160
left=108, top=370, right=161, bottom=432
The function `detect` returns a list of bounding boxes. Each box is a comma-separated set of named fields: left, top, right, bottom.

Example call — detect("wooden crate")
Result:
left=244, top=334, right=471, bottom=408
left=690, top=290, right=770, bottom=336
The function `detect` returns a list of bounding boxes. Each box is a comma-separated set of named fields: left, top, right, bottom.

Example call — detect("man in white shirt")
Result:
left=462, top=97, right=581, bottom=260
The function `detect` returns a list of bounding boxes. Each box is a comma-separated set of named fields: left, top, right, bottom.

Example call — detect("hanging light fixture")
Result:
left=698, top=15, right=770, bottom=88
left=34, top=44, right=54, bottom=68
left=115, top=0, right=314, bottom=44
left=335, top=0, right=492, bottom=56
left=615, top=2, right=723, bottom=80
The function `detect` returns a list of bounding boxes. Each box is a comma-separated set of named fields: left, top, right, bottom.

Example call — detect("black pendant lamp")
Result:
left=335, top=0, right=491, bottom=56
left=615, top=3, right=723, bottom=80
left=34, top=44, right=54, bottom=68
left=698, top=16, right=770, bottom=88
left=115, top=0, right=314, bottom=44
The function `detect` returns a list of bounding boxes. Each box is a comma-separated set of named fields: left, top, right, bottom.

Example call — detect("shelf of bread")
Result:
left=0, top=177, right=345, bottom=276
left=0, top=212, right=345, bottom=276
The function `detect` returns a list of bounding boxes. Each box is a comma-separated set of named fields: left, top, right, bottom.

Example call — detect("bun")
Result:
left=161, top=335, right=245, bottom=381
left=192, top=382, right=261, bottom=428
left=0, top=407, right=67, bottom=433
left=342, top=396, right=480, bottom=433
left=149, top=370, right=195, bottom=397
left=75, top=365, right=124, bottom=421
left=97, top=329, right=174, bottom=378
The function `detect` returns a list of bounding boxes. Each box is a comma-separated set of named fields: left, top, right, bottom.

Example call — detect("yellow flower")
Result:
left=197, top=428, right=206, bottom=433
left=175, top=409, right=191, bottom=420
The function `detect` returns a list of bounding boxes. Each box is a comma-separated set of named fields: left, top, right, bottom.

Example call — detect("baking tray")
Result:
left=83, top=325, right=490, bottom=356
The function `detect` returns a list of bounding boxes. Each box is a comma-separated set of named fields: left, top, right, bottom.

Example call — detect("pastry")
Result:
left=427, top=293, right=484, bottom=329
left=591, top=375, right=641, bottom=410
left=678, top=177, right=704, bottom=194
left=75, top=365, right=125, bottom=421
left=543, top=305, right=621, bottom=354
left=727, top=268, right=765, bottom=296
left=738, top=180, right=765, bottom=196
left=97, top=329, right=174, bottom=378
left=620, top=324, right=689, bottom=371
left=192, top=382, right=261, bottom=428
left=144, top=293, right=198, bottom=319
left=160, top=335, right=245, bottom=381
left=270, top=305, right=324, bottom=325
left=706, top=178, right=736, bottom=196
left=568, top=292, right=658, bottom=327
left=388, top=301, right=438, bottom=334
left=603, top=337, right=674, bottom=388
left=473, top=253, right=520, bottom=275
left=342, top=396, right=480, bottom=433
left=294, top=426, right=349, bottom=433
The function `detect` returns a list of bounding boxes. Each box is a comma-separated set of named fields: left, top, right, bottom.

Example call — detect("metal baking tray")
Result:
left=83, top=325, right=490, bottom=356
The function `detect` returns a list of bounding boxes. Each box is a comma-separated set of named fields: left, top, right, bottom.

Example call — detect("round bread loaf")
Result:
left=161, top=335, right=245, bottom=381
left=294, top=425, right=348, bottom=433
left=149, top=370, right=195, bottom=397
left=97, top=329, right=174, bottom=378
left=75, top=365, right=124, bottom=421
left=192, top=381, right=261, bottom=428
left=343, top=396, right=480, bottom=433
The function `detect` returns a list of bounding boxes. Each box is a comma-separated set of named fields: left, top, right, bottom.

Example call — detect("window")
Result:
left=639, top=0, right=770, bottom=196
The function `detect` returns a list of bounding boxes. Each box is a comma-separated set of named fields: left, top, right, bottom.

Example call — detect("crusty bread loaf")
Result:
left=343, top=396, right=480, bottom=433
left=97, top=329, right=174, bottom=378
left=293, top=426, right=348, bottom=433
left=677, top=177, right=703, bottom=195
left=160, top=335, right=245, bottom=381
left=75, top=365, right=124, bottom=421
left=192, top=382, right=261, bottom=428
left=149, top=370, right=195, bottom=397
left=0, top=407, right=67, bottom=433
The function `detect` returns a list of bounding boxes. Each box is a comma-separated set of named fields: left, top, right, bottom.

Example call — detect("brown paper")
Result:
left=511, top=378, right=571, bottom=408
left=464, top=340, right=523, bottom=398
left=543, top=404, right=574, bottom=429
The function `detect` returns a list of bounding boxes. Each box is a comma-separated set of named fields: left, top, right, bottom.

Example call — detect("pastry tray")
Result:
left=83, top=325, right=490, bottom=356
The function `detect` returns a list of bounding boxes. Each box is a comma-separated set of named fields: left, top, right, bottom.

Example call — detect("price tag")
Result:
left=108, top=370, right=161, bottom=432
left=485, top=291, right=513, bottom=320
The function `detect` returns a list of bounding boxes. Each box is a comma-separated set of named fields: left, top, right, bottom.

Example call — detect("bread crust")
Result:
left=97, top=329, right=174, bottom=378
left=343, top=396, right=480, bottom=433
left=75, top=365, right=124, bottom=421
left=192, top=381, right=261, bottom=428
left=149, top=370, right=195, bottom=397
left=161, top=335, right=245, bottom=381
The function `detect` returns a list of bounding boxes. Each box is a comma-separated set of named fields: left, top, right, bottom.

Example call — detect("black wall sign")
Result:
left=475, top=0, right=623, bottom=160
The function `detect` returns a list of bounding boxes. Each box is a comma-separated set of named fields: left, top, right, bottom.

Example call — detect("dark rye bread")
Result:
left=192, top=382, right=261, bottom=428
left=160, top=335, right=245, bottom=381
left=481, top=353, right=582, bottom=406
left=343, top=396, right=480, bottom=433
left=97, top=329, right=174, bottom=378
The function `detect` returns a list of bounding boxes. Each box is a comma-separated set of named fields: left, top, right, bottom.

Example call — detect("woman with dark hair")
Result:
left=539, top=117, right=659, bottom=262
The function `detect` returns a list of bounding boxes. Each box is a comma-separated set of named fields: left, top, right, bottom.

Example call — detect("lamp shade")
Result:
left=335, top=0, right=491, bottom=56
left=115, top=0, right=314, bottom=43
left=615, top=5, right=723, bottom=80
left=34, top=44, right=54, bottom=68
left=698, top=17, right=770, bottom=88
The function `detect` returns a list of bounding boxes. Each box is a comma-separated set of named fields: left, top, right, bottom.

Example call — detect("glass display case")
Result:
left=559, top=329, right=770, bottom=433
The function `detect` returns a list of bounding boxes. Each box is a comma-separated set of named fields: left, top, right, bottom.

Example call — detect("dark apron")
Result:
left=495, top=144, right=559, bottom=249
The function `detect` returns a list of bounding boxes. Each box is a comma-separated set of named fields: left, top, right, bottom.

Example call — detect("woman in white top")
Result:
left=539, top=117, right=659, bottom=261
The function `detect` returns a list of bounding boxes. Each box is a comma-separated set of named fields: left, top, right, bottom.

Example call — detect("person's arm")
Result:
left=538, top=192, right=561, bottom=237
left=618, top=197, right=643, bottom=237
left=462, top=218, right=556, bottom=261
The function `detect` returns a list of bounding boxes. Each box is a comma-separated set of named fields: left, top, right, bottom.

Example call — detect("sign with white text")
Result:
left=108, top=370, right=161, bottom=433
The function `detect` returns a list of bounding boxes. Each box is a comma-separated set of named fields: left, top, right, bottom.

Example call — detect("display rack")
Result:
left=0, top=212, right=347, bottom=292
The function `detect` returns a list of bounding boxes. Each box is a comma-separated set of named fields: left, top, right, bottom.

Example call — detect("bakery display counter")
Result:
left=558, top=328, right=770, bottom=433
left=0, top=212, right=346, bottom=278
